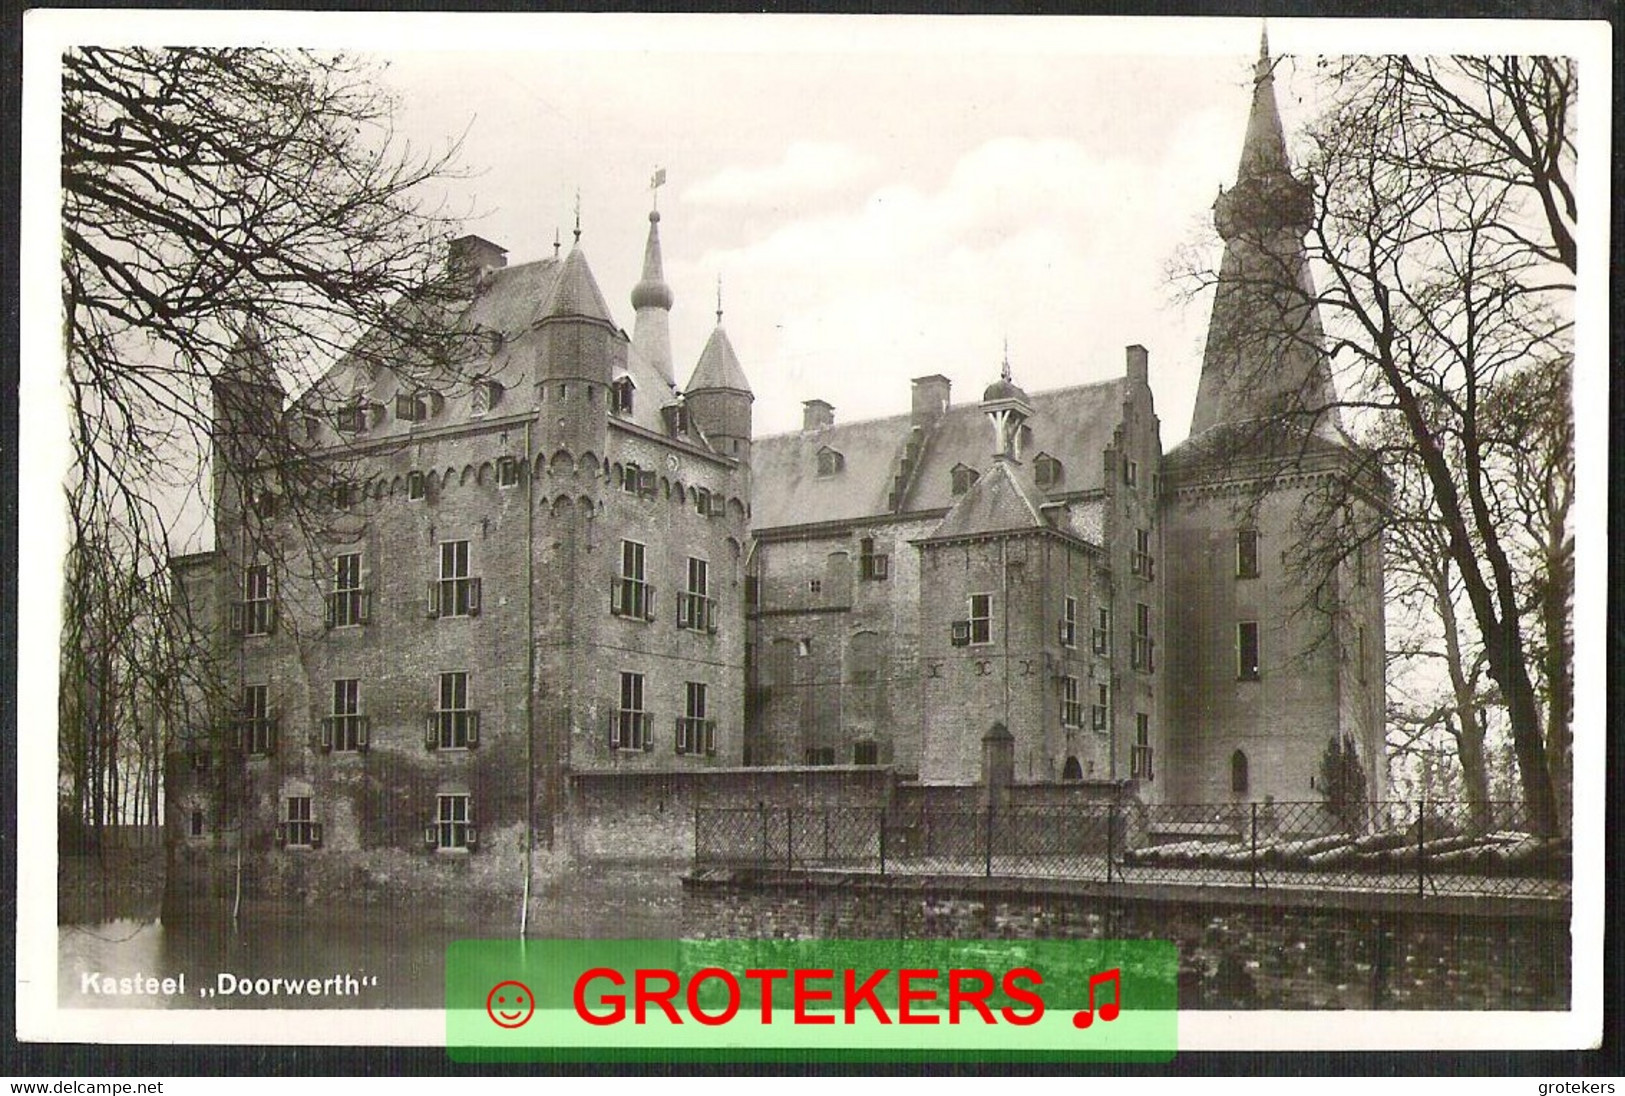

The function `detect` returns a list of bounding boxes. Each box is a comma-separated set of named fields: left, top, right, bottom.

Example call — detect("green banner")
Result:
left=446, top=939, right=1177, bottom=1063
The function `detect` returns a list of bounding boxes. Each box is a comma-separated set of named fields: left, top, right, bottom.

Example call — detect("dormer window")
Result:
left=611, top=377, right=635, bottom=415
left=816, top=447, right=845, bottom=477
left=1033, top=453, right=1063, bottom=488
left=336, top=400, right=369, bottom=434
left=396, top=391, right=427, bottom=422
left=951, top=464, right=979, bottom=496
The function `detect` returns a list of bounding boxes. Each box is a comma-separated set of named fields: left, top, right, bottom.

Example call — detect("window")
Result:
left=236, top=685, right=275, bottom=755
left=853, top=740, right=879, bottom=766
left=951, top=464, right=979, bottom=495
left=1231, top=749, right=1250, bottom=795
left=331, top=480, right=359, bottom=510
left=430, top=541, right=481, bottom=618
left=323, top=678, right=368, bottom=752
left=189, top=809, right=204, bottom=837
left=1132, top=603, right=1154, bottom=673
left=325, top=553, right=370, bottom=628
left=1123, top=457, right=1139, bottom=487
left=336, top=401, right=368, bottom=434
left=621, top=464, right=641, bottom=494
left=1238, top=621, right=1261, bottom=681
left=678, top=557, right=716, bottom=634
left=429, top=794, right=475, bottom=851
left=612, top=672, right=650, bottom=751
left=621, top=465, right=657, bottom=498
left=1059, top=596, right=1078, bottom=648
left=859, top=537, right=889, bottom=581
left=1060, top=676, right=1082, bottom=727
left=1237, top=529, right=1260, bottom=579
left=396, top=391, right=427, bottom=422
left=816, top=448, right=845, bottom=476
left=804, top=747, right=836, bottom=766
left=407, top=471, right=427, bottom=501
left=1092, top=684, right=1109, bottom=730
left=676, top=682, right=715, bottom=756
left=497, top=457, right=520, bottom=488
left=232, top=565, right=276, bottom=637
left=471, top=379, right=503, bottom=414
left=968, top=594, right=993, bottom=645
left=695, top=487, right=712, bottom=517
left=279, top=796, right=320, bottom=848
left=1061, top=756, right=1083, bottom=781
left=428, top=671, right=479, bottom=750
left=1131, top=529, right=1155, bottom=579
left=808, top=579, right=823, bottom=596
left=612, top=376, right=635, bottom=414
left=1093, top=607, right=1110, bottom=655
left=611, top=540, right=655, bottom=621
left=1034, top=454, right=1063, bottom=488
left=1132, top=715, right=1154, bottom=780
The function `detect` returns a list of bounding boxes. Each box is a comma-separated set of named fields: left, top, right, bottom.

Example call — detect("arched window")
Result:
left=951, top=463, right=979, bottom=495
left=1061, top=756, right=1083, bottom=782
left=816, top=447, right=845, bottom=476
left=1231, top=749, right=1249, bottom=795
left=1033, top=453, right=1063, bottom=488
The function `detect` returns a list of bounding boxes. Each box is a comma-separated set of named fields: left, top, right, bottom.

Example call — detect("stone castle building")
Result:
left=166, top=40, right=1385, bottom=878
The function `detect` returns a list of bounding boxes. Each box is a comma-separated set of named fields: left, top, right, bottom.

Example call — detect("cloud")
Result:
left=683, top=142, right=876, bottom=207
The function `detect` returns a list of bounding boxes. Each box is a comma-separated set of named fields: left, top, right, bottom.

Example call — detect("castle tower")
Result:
left=1161, top=33, right=1386, bottom=807
left=683, top=286, right=754, bottom=464
left=210, top=321, right=286, bottom=531
left=535, top=229, right=627, bottom=457
left=629, top=210, right=677, bottom=391
left=1191, top=31, right=1342, bottom=441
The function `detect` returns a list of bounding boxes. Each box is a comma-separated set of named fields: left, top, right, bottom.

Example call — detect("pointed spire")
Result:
left=573, top=190, right=582, bottom=244
left=687, top=324, right=752, bottom=395
left=220, top=320, right=282, bottom=393
left=630, top=203, right=676, bottom=385
left=715, top=274, right=723, bottom=325
left=1236, top=26, right=1290, bottom=182
left=1001, top=337, right=1012, bottom=383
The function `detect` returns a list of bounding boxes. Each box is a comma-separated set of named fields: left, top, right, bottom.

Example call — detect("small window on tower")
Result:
left=1033, top=453, right=1063, bottom=488
left=612, top=377, right=635, bottom=415
left=497, top=457, right=520, bottom=488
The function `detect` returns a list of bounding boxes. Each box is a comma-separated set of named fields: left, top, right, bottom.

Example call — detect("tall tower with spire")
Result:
left=535, top=227, right=627, bottom=458
left=630, top=208, right=677, bottom=392
left=1160, top=33, right=1386, bottom=807
left=1191, top=31, right=1341, bottom=442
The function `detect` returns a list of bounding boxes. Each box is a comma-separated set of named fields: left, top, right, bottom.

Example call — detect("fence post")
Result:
left=1106, top=801, right=1117, bottom=885
left=786, top=807, right=794, bottom=872
left=823, top=811, right=831, bottom=863
left=1416, top=800, right=1425, bottom=899
left=985, top=805, right=995, bottom=878
left=878, top=808, right=887, bottom=876
left=1250, top=801, right=1259, bottom=890
left=759, top=804, right=768, bottom=867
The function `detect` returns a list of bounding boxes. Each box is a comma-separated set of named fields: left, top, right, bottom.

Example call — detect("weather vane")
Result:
left=650, top=167, right=666, bottom=213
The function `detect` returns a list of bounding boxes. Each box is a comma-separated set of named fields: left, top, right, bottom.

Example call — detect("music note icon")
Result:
left=1072, top=968, right=1121, bottom=1028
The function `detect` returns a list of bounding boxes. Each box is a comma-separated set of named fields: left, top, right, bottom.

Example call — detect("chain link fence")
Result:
left=694, top=799, right=1569, bottom=900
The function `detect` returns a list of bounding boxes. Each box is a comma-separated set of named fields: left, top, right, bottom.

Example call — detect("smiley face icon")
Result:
left=486, top=980, right=535, bottom=1029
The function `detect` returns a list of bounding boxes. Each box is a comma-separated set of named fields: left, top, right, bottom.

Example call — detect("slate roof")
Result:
left=686, top=325, right=752, bottom=394
left=542, top=246, right=615, bottom=326
left=751, top=377, right=1125, bottom=530
left=926, top=455, right=1049, bottom=541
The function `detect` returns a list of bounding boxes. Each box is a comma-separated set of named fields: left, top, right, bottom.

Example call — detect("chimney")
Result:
left=1125, top=344, right=1149, bottom=388
left=911, top=375, right=952, bottom=429
left=802, top=399, right=835, bottom=432
left=448, top=235, right=509, bottom=292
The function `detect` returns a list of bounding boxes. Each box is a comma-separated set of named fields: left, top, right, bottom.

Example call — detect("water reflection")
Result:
left=59, top=863, right=689, bottom=1010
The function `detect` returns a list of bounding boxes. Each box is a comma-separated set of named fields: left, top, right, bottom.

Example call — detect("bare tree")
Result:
left=1175, top=54, right=1576, bottom=835
left=60, top=47, right=476, bottom=832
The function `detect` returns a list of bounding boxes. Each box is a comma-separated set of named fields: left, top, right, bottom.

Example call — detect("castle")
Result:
left=166, top=41, right=1386, bottom=881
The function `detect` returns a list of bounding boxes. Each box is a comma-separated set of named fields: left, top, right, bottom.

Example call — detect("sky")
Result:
left=373, top=17, right=1333, bottom=447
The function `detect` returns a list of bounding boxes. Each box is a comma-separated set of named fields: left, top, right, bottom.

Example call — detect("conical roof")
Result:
left=219, top=321, right=283, bottom=393
left=686, top=325, right=752, bottom=394
left=541, top=246, right=615, bottom=326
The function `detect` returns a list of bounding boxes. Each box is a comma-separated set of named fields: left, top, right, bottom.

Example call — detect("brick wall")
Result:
left=680, top=875, right=1568, bottom=1010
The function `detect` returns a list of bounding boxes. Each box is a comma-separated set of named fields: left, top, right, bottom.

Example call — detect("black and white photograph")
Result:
left=16, top=11, right=1608, bottom=1058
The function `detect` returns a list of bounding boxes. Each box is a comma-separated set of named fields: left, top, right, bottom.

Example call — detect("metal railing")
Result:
left=694, top=799, right=1569, bottom=900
